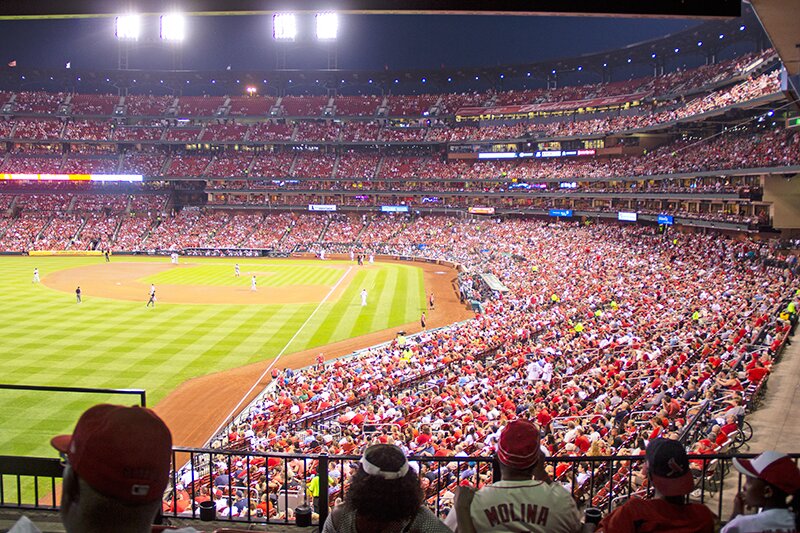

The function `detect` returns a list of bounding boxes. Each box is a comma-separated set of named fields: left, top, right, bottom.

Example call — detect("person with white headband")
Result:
left=322, top=444, right=451, bottom=533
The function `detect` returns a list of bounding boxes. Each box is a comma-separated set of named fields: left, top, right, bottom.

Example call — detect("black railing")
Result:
left=4, top=450, right=798, bottom=531
left=0, top=384, right=147, bottom=407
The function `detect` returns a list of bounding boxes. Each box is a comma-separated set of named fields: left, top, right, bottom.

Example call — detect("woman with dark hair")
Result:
left=322, top=444, right=450, bottom=533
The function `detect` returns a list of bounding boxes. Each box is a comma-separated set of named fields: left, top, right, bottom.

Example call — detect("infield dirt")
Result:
left=45, top=257, right=472, bottom=446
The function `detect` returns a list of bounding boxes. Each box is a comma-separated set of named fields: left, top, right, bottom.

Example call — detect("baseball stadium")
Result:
left=0, top=1, right=799, bottom=532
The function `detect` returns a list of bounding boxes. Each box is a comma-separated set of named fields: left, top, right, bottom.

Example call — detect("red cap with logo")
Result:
left=733, top=451, right=800, bottom=494
left=497, top=419, right=541, bottom=470
left=51, top=404, right=173, bottom=504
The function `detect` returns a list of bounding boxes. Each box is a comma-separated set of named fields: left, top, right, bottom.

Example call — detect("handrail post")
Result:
left=318, top=453, right=329, bottom=531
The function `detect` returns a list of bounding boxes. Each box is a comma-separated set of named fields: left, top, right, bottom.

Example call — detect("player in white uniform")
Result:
left=448, top=420, right=581, bottom=533
left=251, top=275, right=257, bottom=292
left=32, top=268, right=40, bottom=283
left=234, top=264, right=240, bottom=277
left=360, top=288, right=368, bottom=306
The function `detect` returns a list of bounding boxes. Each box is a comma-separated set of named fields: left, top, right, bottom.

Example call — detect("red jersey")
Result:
left=597, top=497, right=716, bottom=533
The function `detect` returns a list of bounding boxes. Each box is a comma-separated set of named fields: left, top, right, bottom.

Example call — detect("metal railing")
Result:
left=0, top=384, right=147, bottom=407
left=4, top=449, right=798, bottom=531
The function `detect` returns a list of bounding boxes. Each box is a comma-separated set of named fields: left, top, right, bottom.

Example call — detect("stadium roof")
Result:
left=0, top=0, right=741, bottom=19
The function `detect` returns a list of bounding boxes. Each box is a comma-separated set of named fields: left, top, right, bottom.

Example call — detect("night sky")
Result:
left=0, top=15, right=705, bottom=72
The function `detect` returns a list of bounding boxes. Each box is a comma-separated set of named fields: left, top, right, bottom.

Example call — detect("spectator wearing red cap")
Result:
left=448, top=419, right=581, bottom=532
left=55, top=404, right=203, bottom=533
left=722, top=451, right=800, bottom=533
left=595, top=438, right=716, bottom=533
left=8, top=404, right=200, bottom=533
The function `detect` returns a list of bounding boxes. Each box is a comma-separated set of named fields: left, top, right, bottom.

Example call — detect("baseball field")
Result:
left=0, top=254, right=468, bottom=465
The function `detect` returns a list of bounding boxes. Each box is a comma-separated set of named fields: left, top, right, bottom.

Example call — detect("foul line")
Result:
left=209, top=266, right=354, bottom=440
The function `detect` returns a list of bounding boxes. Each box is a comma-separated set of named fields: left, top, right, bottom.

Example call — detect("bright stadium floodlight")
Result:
left=316, top=12, right=338, bottom=40
left=115, top=14, right=141, bottom=40
left=273, top=13, right=297, bottom=41
left=161, top=13, right=186, bottom=42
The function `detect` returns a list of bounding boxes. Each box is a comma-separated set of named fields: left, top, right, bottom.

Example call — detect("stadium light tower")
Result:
left=115, top=14, right=141, bottom=40
left=273, top=14, right=297, bottom=41
left=160, top=13, right=186, bottom=42
left=316, top=12, right=338, bottom=40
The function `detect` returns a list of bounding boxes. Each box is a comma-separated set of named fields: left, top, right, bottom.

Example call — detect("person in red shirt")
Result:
left=596, top=438, right=717, bottom=533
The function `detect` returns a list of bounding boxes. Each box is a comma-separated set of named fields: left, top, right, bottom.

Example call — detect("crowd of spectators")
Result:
left=161, top=218, right=794, bottom=525
left=0, top=68, right=783, bottom=155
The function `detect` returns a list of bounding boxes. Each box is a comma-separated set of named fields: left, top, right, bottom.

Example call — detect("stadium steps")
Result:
left=235, top=212, right=265, bottom=247
left=374, top=155, right=385, bottom=178
left=317, top=217, right=333, bottom=243
left=33, top=216, right=53, bottom=244
left=201, top=157, right=214, bottom=176
left=68, top=217, right=89, bottom=250
left=158, top=156, right=172, bottom=177
left=56, top=153, right=67, bottom=173
left=203, top=213, right=231, bottom=247
left=111, top=214, right=124, bottom=243
left=245, top=151, right=257, bottom=175
left=353, top=218, right=369, bottom=244
left=331, top=154, right=340, bottom=178
left=270, top=96, right=282, bottom=118
left=287, top=152, right=299, bottom=176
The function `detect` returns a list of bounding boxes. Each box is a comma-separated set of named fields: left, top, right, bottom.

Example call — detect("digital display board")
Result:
left=549, top=209, right=573, bottom=217
left=618, top=212, right=638, bottom=222
left=0, top=173, right=143, bottom=182
left=381, top=205, right=409, bottom=213
left=658, top=214, right=674, bottom=225
left=308, top=204, right=337, bottom=212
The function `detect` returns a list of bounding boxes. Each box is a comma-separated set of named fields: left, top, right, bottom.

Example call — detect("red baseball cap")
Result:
left=497, top=419, right=541, bottom=470
left=733, top=451, right=800, bottom=494
left=51, top=404, right=173, bottom=504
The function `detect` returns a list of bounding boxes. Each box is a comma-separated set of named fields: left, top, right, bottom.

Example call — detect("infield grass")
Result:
left=0, top=256, right=425, bottom=469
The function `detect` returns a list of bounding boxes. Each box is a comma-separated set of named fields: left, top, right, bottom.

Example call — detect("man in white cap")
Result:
left=449, top=419, right=581, bottom=532
left=722, top=451, right=800, bottom=533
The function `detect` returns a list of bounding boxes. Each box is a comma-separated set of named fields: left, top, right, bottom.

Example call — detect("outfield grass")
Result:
left=0, top=256, right=425, bottom=461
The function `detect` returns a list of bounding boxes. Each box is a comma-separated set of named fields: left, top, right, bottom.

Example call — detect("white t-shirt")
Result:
left=721, top=508, right=796, bottom=533
left=445, top=479, right=582, bottom=533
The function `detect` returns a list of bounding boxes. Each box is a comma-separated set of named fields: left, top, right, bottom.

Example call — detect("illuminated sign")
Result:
left=0, top=173, right=143, bottom=182
left=381, top=205, right=409, bottom=213
left=658, top=214, right=674, bottom=225
left=549, top=209, right=573, bottom=217
left=618, top=212, right=638, bottom=222
left=308, top=204, right=337, bottom=212
left=469, top=207, right=495, bottom=215
left=422, top=196, right=440, bottom=203
left=477, top=152, right=518, bottom=159
left=559, top=182, right=578, bottom=189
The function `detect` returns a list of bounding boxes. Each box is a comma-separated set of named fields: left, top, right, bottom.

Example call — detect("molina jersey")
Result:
left=469, top=480, right=582, bottom=533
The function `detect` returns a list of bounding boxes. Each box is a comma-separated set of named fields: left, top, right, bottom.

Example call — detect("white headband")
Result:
left=359, top=454, right=410, bottom=480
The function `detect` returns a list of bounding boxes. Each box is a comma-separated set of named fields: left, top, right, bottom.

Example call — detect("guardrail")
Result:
left=4, top=450, right=798, bottom=531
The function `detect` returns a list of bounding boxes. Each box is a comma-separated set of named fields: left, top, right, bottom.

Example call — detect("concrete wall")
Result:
left=763, top=173, right=800, bottom=230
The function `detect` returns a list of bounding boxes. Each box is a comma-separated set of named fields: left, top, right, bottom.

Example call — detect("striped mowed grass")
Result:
left=0, top=256, right=425, bottom=468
